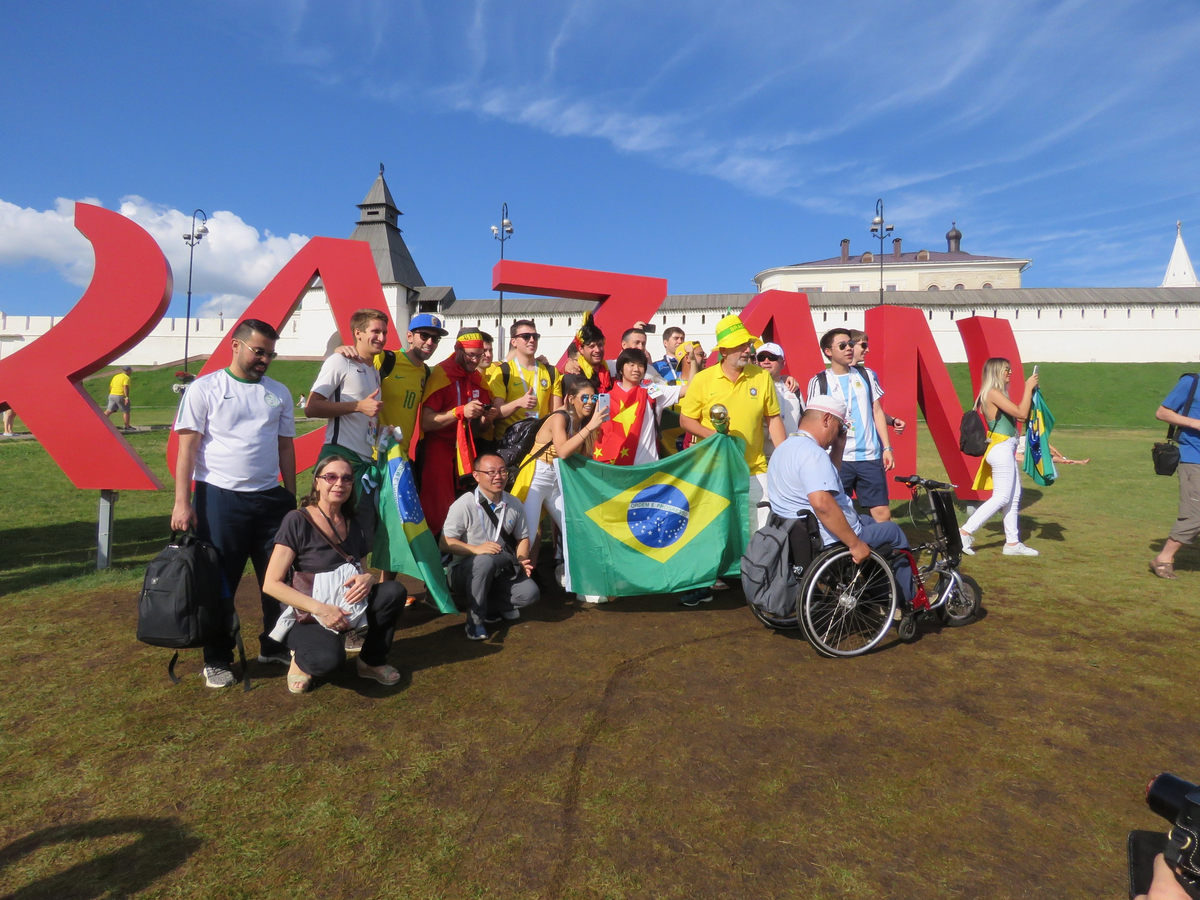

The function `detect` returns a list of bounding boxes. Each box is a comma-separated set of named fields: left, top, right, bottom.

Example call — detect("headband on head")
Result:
left=456, top=329, right=485, bottom=349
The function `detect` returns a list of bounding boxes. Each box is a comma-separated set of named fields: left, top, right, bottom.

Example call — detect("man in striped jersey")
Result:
left=806, top=327, right=896, bottom=523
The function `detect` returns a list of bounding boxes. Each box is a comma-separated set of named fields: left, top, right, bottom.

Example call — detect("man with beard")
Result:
left=171, top=319, right=297, bottom=686
left=420, top=327, right=501, bottom=534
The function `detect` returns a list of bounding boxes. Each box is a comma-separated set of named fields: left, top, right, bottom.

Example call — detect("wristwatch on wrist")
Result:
left=884, top=446, right=894, bottom=451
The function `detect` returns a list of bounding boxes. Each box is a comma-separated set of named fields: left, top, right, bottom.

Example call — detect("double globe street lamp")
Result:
left=491, top=203, right=513, bottom=348
left=182, top=209, right=209, bottom=373
left=870, top=199, right=895, bottom=306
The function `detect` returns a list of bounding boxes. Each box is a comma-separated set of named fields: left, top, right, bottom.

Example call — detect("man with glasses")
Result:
left=306, top=308, right=388, bottom=543
left=766, top=396, right=914, bottom=605
left=420, top=327, right=501, bottom=534
left=440, top=452, right=539, bottom=640
left=171, top=319, right=298, bottom=687
left=754, top=342, right=804, bottom=458
left=487, top=318, right=562, bottom=442
left=806, top=328, right=896, bottom=524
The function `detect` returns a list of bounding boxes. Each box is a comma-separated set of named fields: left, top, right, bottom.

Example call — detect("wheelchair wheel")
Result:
left=937, top=571, right=980, bottom=627
left=799, top=548, right=898, bottom=658
left=748, top=603, right=800, bottom=630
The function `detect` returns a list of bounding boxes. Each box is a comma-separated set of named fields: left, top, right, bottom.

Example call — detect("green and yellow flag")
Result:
left=557, top=434, right=750, bottom=597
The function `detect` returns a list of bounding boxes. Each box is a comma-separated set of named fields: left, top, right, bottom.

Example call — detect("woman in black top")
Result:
left=263, top=455, right=405, bottom=693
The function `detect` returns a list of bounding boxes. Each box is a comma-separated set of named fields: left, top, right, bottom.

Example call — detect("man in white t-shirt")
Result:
left=754, top=342, right=803, bottom=459
left=806, top=327, right=895, bottom=523
left=306, top=308, right=387, bottom=544
left=172, top=319, right=297, bottom=688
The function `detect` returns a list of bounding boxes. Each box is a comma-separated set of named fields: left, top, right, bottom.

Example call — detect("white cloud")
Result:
left=0, top=195, right=309, bottom=313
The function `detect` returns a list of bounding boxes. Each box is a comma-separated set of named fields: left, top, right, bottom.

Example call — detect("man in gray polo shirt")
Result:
left=439, top=452, right=541, bottom=640
left=767, top=395, right=914, bottom=603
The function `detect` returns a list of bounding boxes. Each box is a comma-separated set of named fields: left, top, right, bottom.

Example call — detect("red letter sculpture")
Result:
left=0, top=203, right=172, bottom=490
left=737, top=290, right=826, bottom=383
left=167, top=237, right=398, bottom=476
left=492, top=260, right=667, bottom=367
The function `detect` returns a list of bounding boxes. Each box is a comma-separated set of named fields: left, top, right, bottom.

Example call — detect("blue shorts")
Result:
left=840, top=458, right=888, bottom=509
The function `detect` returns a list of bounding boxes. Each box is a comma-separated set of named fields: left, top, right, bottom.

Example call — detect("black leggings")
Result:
left=286, top=581, right=406, bottom=677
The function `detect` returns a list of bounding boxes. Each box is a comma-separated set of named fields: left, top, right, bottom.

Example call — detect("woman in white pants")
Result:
left=961, top=358, right=1040, bottom=556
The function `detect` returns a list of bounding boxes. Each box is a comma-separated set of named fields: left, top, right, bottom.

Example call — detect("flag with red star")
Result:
left=594, top=383, right=649, bottom=465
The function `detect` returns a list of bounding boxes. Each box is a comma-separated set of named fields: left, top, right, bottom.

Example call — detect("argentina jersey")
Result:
left=806, top=367, right=885, bottom=462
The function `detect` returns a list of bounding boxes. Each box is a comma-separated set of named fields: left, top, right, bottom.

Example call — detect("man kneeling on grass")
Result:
left=440, top=453, right=540, bottom=641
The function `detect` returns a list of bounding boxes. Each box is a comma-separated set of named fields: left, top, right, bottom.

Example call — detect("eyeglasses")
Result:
left=578, top=395, right=598, bottom=404
left=514, top=332, right=540, bottom=341
left=756, top=353, right=780, bottom=363
left=476, top=468, right=509, bottom=478
left=317, top=473, right=354, bottom=485
left=242, top=343, right=278, bottom=359
left=834, top=341, right=853, bottom=351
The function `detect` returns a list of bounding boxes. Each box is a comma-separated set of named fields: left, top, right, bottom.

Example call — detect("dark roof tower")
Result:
left=349, top=164, right=425, bottom=290
left=946, top=221, right=963, bottom=253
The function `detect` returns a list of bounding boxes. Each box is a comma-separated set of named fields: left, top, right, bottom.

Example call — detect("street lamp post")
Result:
left=490, top=203, right=513, bottom=348
left=182, top=209, right=209, bottom=372
left=869, top=199, right=895, bottom=306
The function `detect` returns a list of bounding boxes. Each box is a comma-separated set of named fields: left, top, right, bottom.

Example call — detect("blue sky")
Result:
left=2, top=0, right=1198, bottom=318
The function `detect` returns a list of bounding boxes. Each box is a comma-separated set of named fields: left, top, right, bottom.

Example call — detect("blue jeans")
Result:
left=193, top=481, right=296, bottom=665
left=855, top=519, right=915, bottom=604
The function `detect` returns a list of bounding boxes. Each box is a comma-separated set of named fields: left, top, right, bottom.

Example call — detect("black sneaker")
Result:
left=466, top=623, right=488, bottom=641
left=679, top=588, right=712, bottom=607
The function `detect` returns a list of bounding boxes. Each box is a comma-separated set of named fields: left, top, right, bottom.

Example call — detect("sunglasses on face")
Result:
left=412, top=331, right=441, bottom=343
left=514, top=332, right=540, bottom=341
left=834, top=341, right=853, bottom=351
left=578, top=395, right=598, bottom=404
left=856, top=342, right=868, bottom=351
left=756, top=353, right=780, bottom=363
left=317, top=473, right=354, bottom=485
left=240, top=343, right=278, bottom=360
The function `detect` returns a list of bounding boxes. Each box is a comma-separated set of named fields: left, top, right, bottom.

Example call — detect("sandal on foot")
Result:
left=1150, top=560, right=1177, bottom=579
left=287, top=671, right=312, bottom=694
left=358, top=662, right=401, bottom=685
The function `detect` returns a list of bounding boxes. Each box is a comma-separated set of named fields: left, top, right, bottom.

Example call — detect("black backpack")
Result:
left=498, top=411, right=568, bottom=490
left=378, top=350, right=431, bottom=384
left=959, top=406, right=990, bottom=457
left=136, top=533, right=249, bottom=690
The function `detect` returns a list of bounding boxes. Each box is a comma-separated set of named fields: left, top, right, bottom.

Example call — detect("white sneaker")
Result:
left=555, top=564, right=565, bottom=588
left=579, top=594, right=609, bottom=603
left=501, top=609, right=520, bottom=620
left=203, top=665, right=236, bottom=688
left=959, top=531, right=975, bottom=555
left=1003, top=542, right=1039, bottom=556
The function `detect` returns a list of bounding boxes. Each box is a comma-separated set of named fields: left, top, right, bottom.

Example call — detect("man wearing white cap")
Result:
left=767, top=396, right=914, bottom=602
left=754, top=342, right=803, bottom=458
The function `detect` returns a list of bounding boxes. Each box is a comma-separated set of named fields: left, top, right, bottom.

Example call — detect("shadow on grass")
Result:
left=0, top=517, right=170, bottom=596
left=0, top=817, right=200, bottom=900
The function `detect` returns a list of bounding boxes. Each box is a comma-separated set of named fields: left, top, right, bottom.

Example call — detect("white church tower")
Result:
left=1162, top=221, right=1199, bottom=288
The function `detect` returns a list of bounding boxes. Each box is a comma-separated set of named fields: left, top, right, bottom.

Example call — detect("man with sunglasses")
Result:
left=754, top=343, right=803, bottom=458
left=306, top=309, right=389, bottom=544
left=440, top=452, right=539, bottom=640
left=807, top=328, right=895, bottom=523
left=487, top=319, right=562, bottom=442
left=171, top=319, right=298, bottom=687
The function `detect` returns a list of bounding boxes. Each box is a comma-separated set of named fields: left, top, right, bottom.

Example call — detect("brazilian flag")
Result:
left=557, top=434, right=750, bottom=597
left=372, top=430, right=455, bottom=613
left=1022, top=386, right=1058, bottom=487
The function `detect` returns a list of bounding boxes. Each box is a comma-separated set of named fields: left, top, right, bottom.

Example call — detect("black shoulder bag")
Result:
left=1154, top=374, right=1199, bottom=476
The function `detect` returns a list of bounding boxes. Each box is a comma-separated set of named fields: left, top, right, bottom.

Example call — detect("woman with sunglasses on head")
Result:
left=263, top=455, right=406, bottom=693
left=960, top=357, right=1040, bottom=557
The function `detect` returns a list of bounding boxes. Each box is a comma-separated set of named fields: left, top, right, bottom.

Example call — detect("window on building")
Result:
left=701, top=315, right=706, bottom=324
left=927, top=285, right=940, bottom=291
left=682, top=316, right=686, bottom=324
left=982, top=283, right=993, bottom=289
left=949, top=310, right=954, bottom=320
left=861, top=251, right=873, bottom=263
left=1015, top=309, right=1020, bottom=319
left=849, top=285, right=861, bottom=292
left=844, top=313, right=848, bottom=321
left=662, top=315, right=667, bottom=324
left=927, top=310, right=933, bottom=320
left=886, top=284, right=897, bottom=291
left=549, top=318, right=554, bottom=326
left=798, top=286, right=823, bottom=292
left=916, top=250, right=930, bottom=261
left=823, top=312, right=828, bottom=322
left=954, top=284, right=966, bottom=290
left=1058, top=310, right=1063, bottom=319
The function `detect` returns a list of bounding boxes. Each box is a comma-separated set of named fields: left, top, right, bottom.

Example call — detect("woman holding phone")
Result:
left=960, top=358, right=1040, bottom=556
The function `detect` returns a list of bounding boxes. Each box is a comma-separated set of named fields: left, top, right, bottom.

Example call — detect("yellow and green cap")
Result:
left=714, top=313, right=757, bottom=350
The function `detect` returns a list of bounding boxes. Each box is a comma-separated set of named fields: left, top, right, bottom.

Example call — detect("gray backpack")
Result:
left=741, top=516, right=800, bottom=618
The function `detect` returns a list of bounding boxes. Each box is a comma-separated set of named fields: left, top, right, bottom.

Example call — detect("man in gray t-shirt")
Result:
left=440, top=453, right=541, bottom=640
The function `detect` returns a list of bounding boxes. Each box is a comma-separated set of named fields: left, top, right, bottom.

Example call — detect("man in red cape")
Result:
left=419, top=327, right=499, bottom=534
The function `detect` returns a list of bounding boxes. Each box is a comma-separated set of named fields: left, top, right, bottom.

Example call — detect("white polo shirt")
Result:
left=175, top=369, right=296, bottom=492
left=310, top=354, right=381, bottom=458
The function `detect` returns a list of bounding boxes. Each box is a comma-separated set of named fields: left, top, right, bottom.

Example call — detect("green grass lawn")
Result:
left=2, top=368, right=1200, bottom=898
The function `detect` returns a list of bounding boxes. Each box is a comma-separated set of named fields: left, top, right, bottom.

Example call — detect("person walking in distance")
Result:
left=305, top=309, right=388, bottom=546
left=807, top=328, right=896, bottom=523
left=103, top=366, right=133, bottom=430
left=171, top=319, right=298, bottom=687
left=1150, top=372, right=1200, bottom=578
left=960, top=357, right=1040, bottom=556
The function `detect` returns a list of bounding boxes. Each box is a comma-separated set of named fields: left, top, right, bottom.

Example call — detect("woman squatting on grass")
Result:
left=263, top=455, right=405, bottom=694
left=960, top=358, right=1041, bottom=557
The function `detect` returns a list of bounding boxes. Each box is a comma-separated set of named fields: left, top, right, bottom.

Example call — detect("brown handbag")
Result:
left=288, top=509, right=362, bottom=624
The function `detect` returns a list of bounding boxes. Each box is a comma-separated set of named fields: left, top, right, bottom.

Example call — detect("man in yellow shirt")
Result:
left=103, top=366, right=133, bottom=430
left=487, top=319, right=562, bottom=442
left=681, top=313, right=785, bottom=533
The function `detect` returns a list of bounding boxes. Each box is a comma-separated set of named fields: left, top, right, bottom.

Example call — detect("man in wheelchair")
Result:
left=766, top=395, right=915, bottom=604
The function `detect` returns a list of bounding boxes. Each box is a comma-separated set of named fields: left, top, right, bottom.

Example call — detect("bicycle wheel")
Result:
left=907, top=492, right=934, bottom=534
left=800, top=548, right=898, bottom=658
left=937, top=571, right=980, bottom=627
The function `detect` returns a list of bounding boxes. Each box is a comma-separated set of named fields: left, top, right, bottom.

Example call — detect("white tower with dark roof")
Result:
left=1162, top=221, right=1199, bottom=288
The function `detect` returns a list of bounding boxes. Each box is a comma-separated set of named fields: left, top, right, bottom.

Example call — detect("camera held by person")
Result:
left=1128, top=773, right=1200, bottom=899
